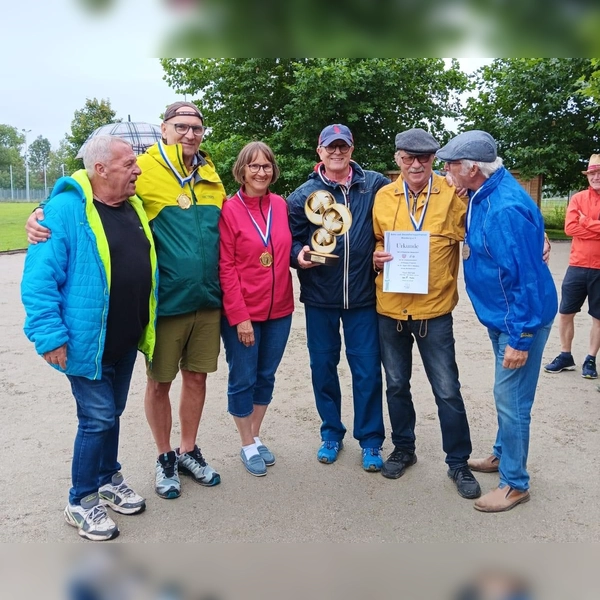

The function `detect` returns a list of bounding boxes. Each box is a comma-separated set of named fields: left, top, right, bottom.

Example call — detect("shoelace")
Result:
left=454, top=466, right=476, bottom=482
left=323, top=441, right=338, bottom=450
left=363, top=448, right=380, bottom=456
left=113, top=479, right=137, bottom=498
left=388, top=449, right=410, bottom=463
left=187, top=447, right=207, bottom=467
left=85, top=503, right=110, bottom=525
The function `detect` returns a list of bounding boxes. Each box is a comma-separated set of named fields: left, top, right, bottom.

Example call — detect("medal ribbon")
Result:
left=237, top=190, right=272, bottom=248
left=158, top=140, right=197, bottom=188
left=403, top=175, right=433, bottom=231
left=464, top=187, right=482, bottom=237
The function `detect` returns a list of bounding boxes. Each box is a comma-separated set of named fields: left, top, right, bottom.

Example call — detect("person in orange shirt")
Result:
left=544, top=154, right=600, bottom=380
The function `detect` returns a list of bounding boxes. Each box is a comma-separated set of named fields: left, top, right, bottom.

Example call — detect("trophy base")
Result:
left=304, top=250, right=339, bottom=266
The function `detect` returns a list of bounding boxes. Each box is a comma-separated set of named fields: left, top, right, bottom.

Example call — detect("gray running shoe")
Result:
left=64, top=492, right=119, bottom=541
left=99, top=472, right=146, bottom=514
left=155, top=450, right=181, bottom=499
left=177, top=445, right=221, bottom=487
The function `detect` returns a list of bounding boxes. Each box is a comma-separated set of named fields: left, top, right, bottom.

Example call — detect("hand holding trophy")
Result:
left=303, top=190, right=352, bottom=266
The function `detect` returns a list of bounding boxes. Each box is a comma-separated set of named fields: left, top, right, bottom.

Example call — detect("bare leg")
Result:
left=250, top=404, right=269, bottom=438
left=233, top=414, right=255, bottom=446
left=144, top=378, right=173, bottom=454
left=589, top=317, right=600, bottom=356
left=558, top=313, right=576, bottom=353
left=179, top=369, right=206, bottom=454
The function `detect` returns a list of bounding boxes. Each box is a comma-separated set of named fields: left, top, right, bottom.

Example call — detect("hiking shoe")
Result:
left=362, top=447, right=383, bottom=472
left=381, top=447, right=417, bottom=479
left=64, top=492, right=119, bottom=541
left=317, top=440, right=343, bottom=464
left=448, top=465, right=482, bottom=499
left=99, top=472, right=146, bottom=515
left=177, top=445, right=221, bottom=487
left=240, top=450, right=267, bottom=476
left=544, top=353, right=576, bottom=373
left=582, top=355, right=598, bottom=379
left=155, top=450, right=181, bottom=499
left=256, top=444, right=275, bottom=466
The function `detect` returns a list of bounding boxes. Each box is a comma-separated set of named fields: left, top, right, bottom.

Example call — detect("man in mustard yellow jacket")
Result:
left=372, top=128, right=481, bottom=500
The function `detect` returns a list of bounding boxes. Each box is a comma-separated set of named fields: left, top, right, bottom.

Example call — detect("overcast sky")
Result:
left=1, top=2, right=491, bottom=150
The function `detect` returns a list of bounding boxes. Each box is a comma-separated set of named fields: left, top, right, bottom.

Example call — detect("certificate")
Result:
left=383, top=231, right=430, bottom=294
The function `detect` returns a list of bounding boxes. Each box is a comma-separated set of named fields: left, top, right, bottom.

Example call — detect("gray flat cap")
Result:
left=436, top=130, right=497, bottom=162
left=395, top=128, right=440, bottom=154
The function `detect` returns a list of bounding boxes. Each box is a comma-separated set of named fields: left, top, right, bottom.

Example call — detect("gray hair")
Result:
left=460, top=157, right=504, bottom=179
left=82, top=136, right=133, bottom=178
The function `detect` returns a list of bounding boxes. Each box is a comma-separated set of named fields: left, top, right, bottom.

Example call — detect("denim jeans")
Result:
left=305, top=305, right=384, bottom=448
left=378, top=313, right=472, bottom=468
left=488, top=322, right=552, bottom=491
left=66, top=347, right=138, bottom=505
left=221, top=315, right=292, bottom=418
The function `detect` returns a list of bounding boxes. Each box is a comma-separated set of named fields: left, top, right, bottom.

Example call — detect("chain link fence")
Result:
left=0, top=188, right=50, bottom=201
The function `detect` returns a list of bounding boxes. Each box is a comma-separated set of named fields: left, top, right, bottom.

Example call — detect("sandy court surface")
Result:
left=1, top=241, right=598, bottom=542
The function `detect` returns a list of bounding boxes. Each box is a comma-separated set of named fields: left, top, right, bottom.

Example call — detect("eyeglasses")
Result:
left=168, top=123, right=205, bottom=136
left=247, top=163, right=273, bottom=174
left=322, top=144, right=351, bottom=154
left=398, top=154, right=433, bottom=165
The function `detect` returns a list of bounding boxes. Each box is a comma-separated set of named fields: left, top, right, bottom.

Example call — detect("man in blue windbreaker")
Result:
left=288, top=124, right=389, bottom=471
left=438, top=130, right=557, bottom=513
left=21, top=136, right=158, bottom=540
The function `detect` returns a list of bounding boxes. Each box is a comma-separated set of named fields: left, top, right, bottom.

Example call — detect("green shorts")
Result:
left=147, top=309, right=221, bottom=382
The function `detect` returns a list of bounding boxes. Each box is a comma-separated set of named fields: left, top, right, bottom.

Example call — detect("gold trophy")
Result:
left=303, top=191, right=352, bottom=266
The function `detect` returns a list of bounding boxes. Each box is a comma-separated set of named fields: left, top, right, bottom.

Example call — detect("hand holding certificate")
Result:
left=382, top=231, right=430, bottom=294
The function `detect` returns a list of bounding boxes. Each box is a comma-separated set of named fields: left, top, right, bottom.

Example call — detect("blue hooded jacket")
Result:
left=21, top=170, right=158, bottom=379
left=463, top=167, right=557, bottom=351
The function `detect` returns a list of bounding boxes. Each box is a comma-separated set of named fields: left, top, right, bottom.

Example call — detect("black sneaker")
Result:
left=381, top=447, right=417, bottom=479
left=448, top=465, right=481, bottom=499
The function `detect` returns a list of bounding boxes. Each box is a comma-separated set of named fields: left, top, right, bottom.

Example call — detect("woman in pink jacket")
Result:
left=219, top=141, right=294, bottom=476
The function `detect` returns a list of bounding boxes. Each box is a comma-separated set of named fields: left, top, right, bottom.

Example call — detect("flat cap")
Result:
left=436, top=130, right=497, bottom=162
left=395, top=128, right=440, bottom=154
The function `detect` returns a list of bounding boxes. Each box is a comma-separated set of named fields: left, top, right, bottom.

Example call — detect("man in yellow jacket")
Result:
left=372, top=128, right=481, bottom=500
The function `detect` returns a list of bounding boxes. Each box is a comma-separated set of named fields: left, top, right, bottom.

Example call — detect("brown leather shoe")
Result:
left=468, top=454, right=499, bottom=473
left=474, top=486, right=530, bottom=513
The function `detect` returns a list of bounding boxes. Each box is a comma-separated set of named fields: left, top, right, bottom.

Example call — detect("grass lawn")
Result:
left=0, top=202, right=38, bottom=252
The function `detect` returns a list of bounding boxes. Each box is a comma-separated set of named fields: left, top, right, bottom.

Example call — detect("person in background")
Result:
left=21, top=136, right=157, bottom=540
left=439, top=130, right=557, bottom=512
left=219, top=141, right=294, bottom=476
left=287, top=124, right=388, bottom=472
left=544, top=153, right=600, bottom=380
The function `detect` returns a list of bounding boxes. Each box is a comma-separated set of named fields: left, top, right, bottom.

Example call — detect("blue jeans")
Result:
left=378, top=313, right=472, bottom=468
left=221, top=315, right=292, bottom=417
left=488, top=323, right=552, bottom=491
left=66, top=347, right=138, bottom=505
left=305, top=305, right=384, bottom=448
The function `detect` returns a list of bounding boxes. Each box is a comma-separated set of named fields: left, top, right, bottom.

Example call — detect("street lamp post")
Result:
left=22, top=129, right=31, bottom=201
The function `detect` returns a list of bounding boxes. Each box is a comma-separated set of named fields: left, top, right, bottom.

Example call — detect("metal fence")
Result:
left=0, top=188, right=49, bottom=201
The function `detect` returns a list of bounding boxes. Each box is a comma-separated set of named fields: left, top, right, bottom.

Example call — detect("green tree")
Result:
left=0, top=125, right=25, bottom=189
left=462, top=58, right=600, bottom=195
left=161, top=58, right=468, bottom=195
left=27, top=136, right=52, bottom=188
left=65, top=98, right=119, bottom=173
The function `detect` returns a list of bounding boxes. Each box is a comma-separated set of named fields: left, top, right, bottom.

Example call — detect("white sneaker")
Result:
left=64, top=492, right=119, bottom=541
left=99, top=472, right=146, bottom=515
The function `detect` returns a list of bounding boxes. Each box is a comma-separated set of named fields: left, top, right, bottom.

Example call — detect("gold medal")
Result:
left=260, top=251, right=273, bottom=267
left=177, top=193, right=192, bottom=209
left=462, top=243, right=471, bottom=260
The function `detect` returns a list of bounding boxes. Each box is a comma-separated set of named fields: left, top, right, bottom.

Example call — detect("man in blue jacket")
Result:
left=438, top=130, right=557, bottom=512
left=288, top=124, right=389, bottom=471
left=21, top=136, right=158, bottom=540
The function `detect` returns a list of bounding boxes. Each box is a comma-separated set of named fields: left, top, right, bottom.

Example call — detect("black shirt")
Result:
left=94, top=199, right=152, bottom=364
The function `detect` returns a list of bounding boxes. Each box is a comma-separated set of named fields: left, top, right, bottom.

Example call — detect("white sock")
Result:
left=243, top=443, right=259, bottom=460
left=254, top=437, right=263, bottom=447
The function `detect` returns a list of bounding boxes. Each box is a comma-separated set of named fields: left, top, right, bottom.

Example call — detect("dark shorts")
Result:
left=559, top=266, right=600, bottom=319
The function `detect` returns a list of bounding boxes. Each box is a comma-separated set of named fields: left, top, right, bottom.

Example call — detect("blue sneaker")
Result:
left=256, top=444, right=275, bottom=466
left=362, top=447, right=383, bottom=472
left=544, top=353, right=576, bottom=373
left=582, top=355, right=598, bottom=379
left=240, top=450, right=267, bottom=477
left=317, top=440, right=343, bottom=464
